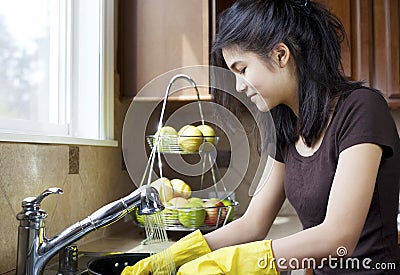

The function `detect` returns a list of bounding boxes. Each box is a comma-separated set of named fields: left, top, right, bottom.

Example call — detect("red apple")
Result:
left=203, top=199, right=227, bottom=226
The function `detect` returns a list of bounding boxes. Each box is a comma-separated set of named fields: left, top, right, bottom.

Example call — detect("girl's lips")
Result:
left=247, top=93, right=256, bottom=99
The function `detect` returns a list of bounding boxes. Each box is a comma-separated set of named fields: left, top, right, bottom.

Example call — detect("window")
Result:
left=0, top=0, right=116, bottom=146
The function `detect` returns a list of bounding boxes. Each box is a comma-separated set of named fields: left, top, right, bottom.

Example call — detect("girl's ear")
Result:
left=273, top=43, right=290, bottom=68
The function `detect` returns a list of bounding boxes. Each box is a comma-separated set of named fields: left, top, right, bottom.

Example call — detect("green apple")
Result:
left=178, top=202, right=206, bottom=228
left=222, top=199, right=235, bottom=222
left=196, top=124, right=216, bottom=144
left=188, top=197, right=203, bottom=205
left=162, top=202, right=178, bottom=225
left=177, top=125, right=203, bottom=152
left=135, top=208, right=144, bottom=225
left=164, top=197, right=188, bottom=226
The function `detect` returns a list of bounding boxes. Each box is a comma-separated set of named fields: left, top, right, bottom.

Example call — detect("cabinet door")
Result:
left=373, top=0, right=400, bottom=105
left=118, top=0, right=210, bottom=100
left=317, top=0, right=373, bottom=85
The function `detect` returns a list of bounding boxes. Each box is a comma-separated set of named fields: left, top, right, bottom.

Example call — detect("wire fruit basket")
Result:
left=146, top=135, right=220, bottom=154
left=135, top=199, right=239, bottom=231
left=135, top=74, right=239, bottom=231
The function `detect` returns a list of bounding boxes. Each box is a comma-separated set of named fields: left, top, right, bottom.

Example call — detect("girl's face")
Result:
left=222, top=45, right=298, bottom=113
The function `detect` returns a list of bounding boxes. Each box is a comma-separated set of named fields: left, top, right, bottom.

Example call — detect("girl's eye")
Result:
left=239, top=67, right=246, bottom=74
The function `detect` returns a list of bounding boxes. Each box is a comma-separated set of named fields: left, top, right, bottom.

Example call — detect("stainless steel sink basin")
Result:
left=87, top=253, right=150, bottom=275
left=43, top=251, right=150, bottom=275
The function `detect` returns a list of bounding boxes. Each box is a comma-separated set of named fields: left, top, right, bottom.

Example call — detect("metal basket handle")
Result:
left=157, top=74, right=205, bottom=132
left=141, top=74, right=206, bottom=187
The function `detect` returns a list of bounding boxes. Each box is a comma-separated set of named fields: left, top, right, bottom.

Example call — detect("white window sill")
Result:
left=0, top=133, right=118, bottom=147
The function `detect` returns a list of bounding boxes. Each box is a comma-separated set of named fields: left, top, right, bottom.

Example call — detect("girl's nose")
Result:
left=236, top=77, right=247, bottom=93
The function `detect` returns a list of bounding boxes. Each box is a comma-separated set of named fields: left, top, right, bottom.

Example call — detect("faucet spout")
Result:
left=16, top=185, right=164, bottom=275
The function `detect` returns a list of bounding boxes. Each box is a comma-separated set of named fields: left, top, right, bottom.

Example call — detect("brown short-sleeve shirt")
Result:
left=276, top=89, right=400, bottom=274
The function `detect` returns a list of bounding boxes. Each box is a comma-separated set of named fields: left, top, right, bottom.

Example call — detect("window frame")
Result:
left=0, top=0, right=117, bottom=147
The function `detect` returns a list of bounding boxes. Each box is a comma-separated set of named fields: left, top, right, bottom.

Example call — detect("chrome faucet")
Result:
left=16, top=185, right=164, bottom=275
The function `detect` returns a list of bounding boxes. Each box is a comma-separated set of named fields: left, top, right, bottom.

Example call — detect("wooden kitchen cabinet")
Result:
left=118, top=0, right=211, bottom=100
left=317, top=0, right=374, bottom=85
left=318, top=0, right=400, bottom=107
left=118, top=0, right=400, bottom=104
left=373, top=0, right=400, bottom=105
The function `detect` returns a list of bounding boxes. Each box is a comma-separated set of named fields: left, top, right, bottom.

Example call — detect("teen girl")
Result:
left=123, top=1, right=400, bottom=274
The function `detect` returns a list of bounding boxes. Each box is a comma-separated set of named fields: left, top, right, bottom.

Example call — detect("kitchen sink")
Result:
left=43, top=251, right=96, bottom=275
left=43, top=251, right=150, bottom=275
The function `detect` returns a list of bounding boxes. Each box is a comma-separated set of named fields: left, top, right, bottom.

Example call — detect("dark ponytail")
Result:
left=211, top=0, right=364, bottom=147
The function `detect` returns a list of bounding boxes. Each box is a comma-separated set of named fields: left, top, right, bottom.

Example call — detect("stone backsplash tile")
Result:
left=0, top=142, right=135, bottom=274
left=0, top=187, right=18, bottom=272
left=69, top=145, right=80, bottom=174
left=0, top=143, right=68, bottom=215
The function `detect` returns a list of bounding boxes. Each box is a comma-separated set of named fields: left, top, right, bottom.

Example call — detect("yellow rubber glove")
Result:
left=121, top=229, right=211, bottom=275
left=177, top=240, right=280, bottom=275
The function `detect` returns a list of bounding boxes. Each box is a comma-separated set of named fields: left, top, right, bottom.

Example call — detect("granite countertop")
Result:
left=77, top=222, right=188, bottom=254
left=78, top=215, right=303, bottom=254
left=78, top=229, right=146, bottom=253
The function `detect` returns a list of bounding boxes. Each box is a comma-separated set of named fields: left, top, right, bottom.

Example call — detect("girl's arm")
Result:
left=204, top=155, right=287, bottom=250
left=272, top=143, right=382, bottom=270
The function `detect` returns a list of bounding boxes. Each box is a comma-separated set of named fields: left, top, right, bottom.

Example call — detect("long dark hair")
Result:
left=211, top=0, right=364, bottom=148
